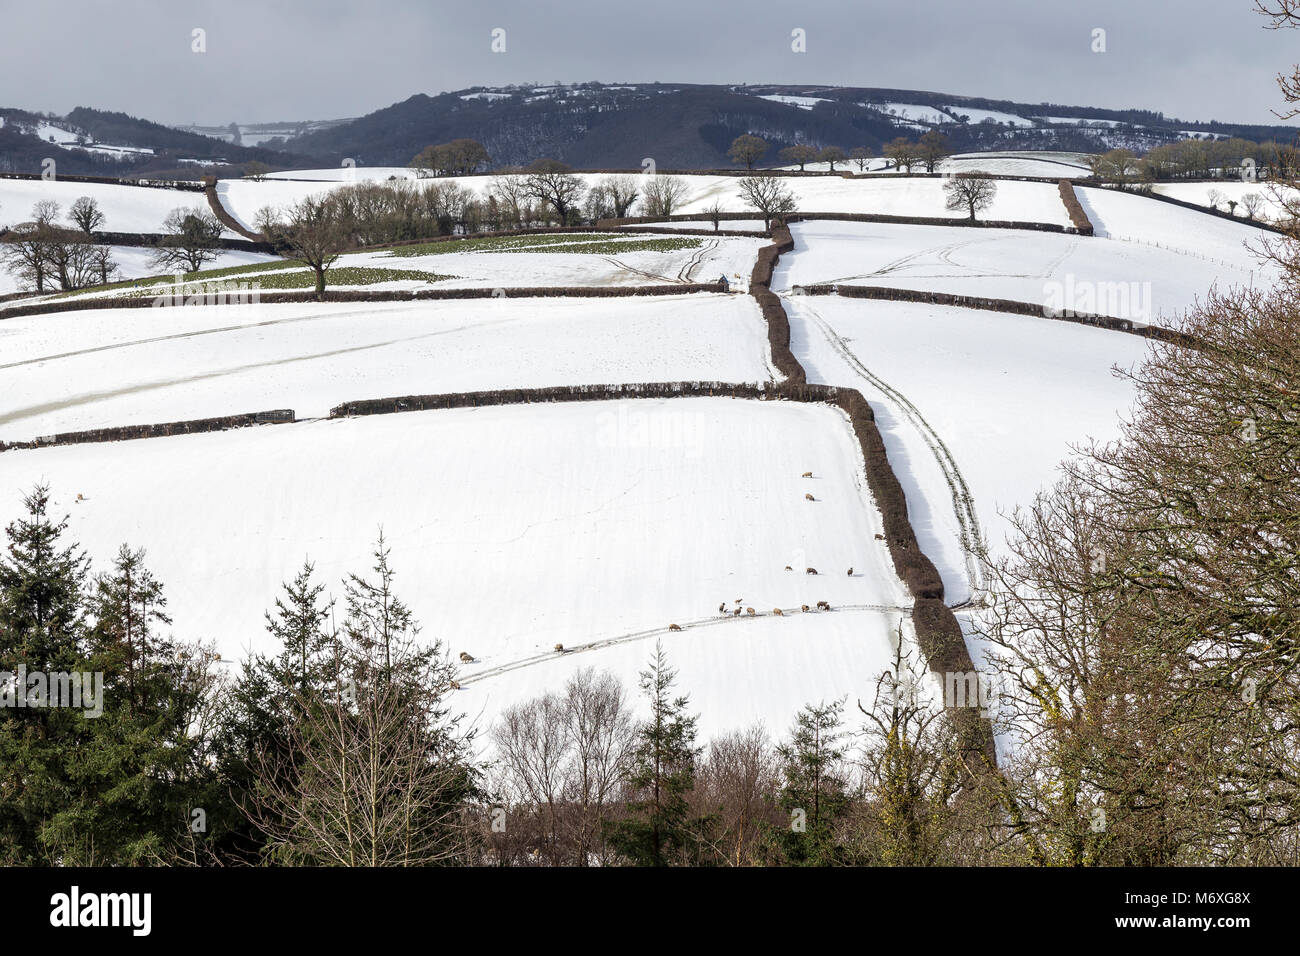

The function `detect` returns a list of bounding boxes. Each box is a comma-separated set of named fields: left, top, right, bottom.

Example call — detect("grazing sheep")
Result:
left=806, top=567, right=818, bottom=575
left=817, top=600, right=831, bottom=611
left=459, top=651, right=475, bottom=663
left=802, top=471, right=813, bottom=478
left=785, top=565, right=793, bottom=571
left=733, top=608, right=742, bottom=616
left=801, top=604, right=811, bottom=612
left=773, top=608, right=784, bottom=616
left=449, top=680, right=461, bottom=690
left=554, top=643, right=565, bottom=653
left=847, top=567, right=854, bottom=576
left=669, top=623, right=682, bottom=631
left=746, top=607, right=755, bottom=616
left=805, top=493, right=815, bottom=501
left=874, top=533, right=885, bottom=541
left=735, top=598, right=743, bottom=604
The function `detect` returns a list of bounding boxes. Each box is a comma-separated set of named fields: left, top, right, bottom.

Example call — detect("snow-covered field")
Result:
left=940, top=151, right=1091, bottom=178
left=0, top=179, right=231, bottom=236
left=0, top=399, right=913, bottom=739
left=773, top=219, right=1269, bottom=322
left=1075, top=185, right=1271, bottom=268
left=785, top=295, right=1149, bottom=602
left=0, top=294, right=773, bottom=441
left=1151, top=180, right=1296, bottom=223
left=945, top=107, right=1035, bottom=127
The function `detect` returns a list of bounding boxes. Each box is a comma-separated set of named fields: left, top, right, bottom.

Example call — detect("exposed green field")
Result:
left=379, top=233, right=701, bottom=257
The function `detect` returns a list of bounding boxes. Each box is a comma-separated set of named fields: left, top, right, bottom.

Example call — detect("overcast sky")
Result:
left=2, top=0, right=1296, bottom=128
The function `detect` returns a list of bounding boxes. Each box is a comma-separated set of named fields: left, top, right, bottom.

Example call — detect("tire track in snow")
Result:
left=791, top=297, right=990, bottom=601
left=456, top=601, right=914, bottom=687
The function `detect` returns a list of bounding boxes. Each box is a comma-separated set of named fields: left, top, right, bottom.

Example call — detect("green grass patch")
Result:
left=379, top=233, right=611, bottom=257
left=252, top=266, right=455, bottom=290
left=506, top=237, right=702, bottom=255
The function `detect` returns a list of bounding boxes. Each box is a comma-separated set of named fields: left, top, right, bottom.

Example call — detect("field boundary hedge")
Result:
left=0, top=281, right=725, bottom=320
left=203, top=176, right=265, bottom=240
left=749, top=221, right=805, bottom=384
left=0, top=171, right=205, bottom=191
left=0, top=409, right=294, bottom=453
left=793, top=283, right=1193, bottom=344
left=1057, top=180, right=1095, bottom=235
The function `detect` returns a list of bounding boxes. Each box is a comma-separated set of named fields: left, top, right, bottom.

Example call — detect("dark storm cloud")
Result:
left=1, top=0, right=1295, bottom=127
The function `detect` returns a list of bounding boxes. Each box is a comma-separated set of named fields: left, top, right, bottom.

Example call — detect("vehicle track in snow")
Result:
left=790, top=297, right=990, bottom=601
left=457, top=601, right=914, bottom=687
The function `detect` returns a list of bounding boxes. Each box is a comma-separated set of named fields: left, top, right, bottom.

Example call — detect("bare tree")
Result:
left=259, top=195, right=351, bottom=298
left=1241, top=192, right=1264, bottom=220
left=151, top=207, right=225, bottom=273
left=817, top=146, right=847, bottom=172
left=523, top=160, right=586, bottom=225
left=779, top=144, right=818, bottom=171
left=728, top=134, right=769, bottom=170
left=850, top=146, right=873, bottom=173
left=883, top=137, right=921, bottom=173
left=68, top=196, right=105, bottom=234
left=690, top=725, right=782, bottom=865
left=490, top=668, right=635, bottom=866
left=488, top=174, right=531, bottom=229
left=737, top=174, right=797, bottom=229
left=602, top=175, right=640, bottom=218
left=641, top=176, right=688, bottom=219
left=701, top=199, right=726, bottom=232
left=943, top=173, right=997, bottom=220
left=918, top=130, right=951, bottom=174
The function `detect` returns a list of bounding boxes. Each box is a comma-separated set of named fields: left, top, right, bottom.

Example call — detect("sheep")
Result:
left=773, top=608, right=784, bottom=616
left=847, top=567, right=854, bottom=576
left=719, top=602, right=726, bottom=613
left=449, top=679, right=461, bottom=690
left=805, top=493, right=816, bottom=501
left=554, top=643, right=565, bottom=653
left=746, top=607, right=755, bottom=616
left=785, top=565, right=793, bottom=571
left=817, top=600, right=831, bottom=611
left=459, top=651, right=475, bottom=663
left=874, top=533, right=885, bottom=541
left=806, top=567, right=818, bottom=575
left=801, top=604, right=811, bottom=612
left=802, top=471, right=813, bottom=478
left=733, top=608, right=742, bottom=617
left=669, top=623, right=682, bottom=631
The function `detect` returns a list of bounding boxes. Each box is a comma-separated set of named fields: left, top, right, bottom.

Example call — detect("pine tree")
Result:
left=774, top=700, right=851, bottom=865
left=263, top=560, right=334, bottom=698
left=47, top=545, right=211, bottom=864
left=605, top=642, right=709, bottom=865
left=0, top=486, right=93, bottom=863
left=212, top=561, right=336, bottom=863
